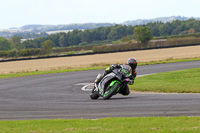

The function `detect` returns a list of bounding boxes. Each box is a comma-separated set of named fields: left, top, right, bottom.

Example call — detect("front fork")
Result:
left=94, top=82, right=104, bottom=96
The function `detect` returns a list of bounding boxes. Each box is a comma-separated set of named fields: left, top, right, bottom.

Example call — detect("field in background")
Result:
left=0, top=45, right=200, bottom=74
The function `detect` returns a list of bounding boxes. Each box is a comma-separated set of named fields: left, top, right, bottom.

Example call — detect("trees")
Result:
left=80, top=30, right=92, bottom=43
left=120, top=35, right=132, bottom=42
left=0, top=37, right=12, bottom=51
left=10, top=36, right=24, bottom=50
left=5, top=19, right=200, bottom=50
left=134, top=27, right=153, bottom=43
left=158, top=22, right=173, bottom=36
left=42, top=40, right=55, bottom=54
left=59, top=35, right=67, bottom=47
left=67, top=30, right=81, bottom=46
left=23, top=40, right=38, bottom=49
left=107, top=25, right=130, bottom=40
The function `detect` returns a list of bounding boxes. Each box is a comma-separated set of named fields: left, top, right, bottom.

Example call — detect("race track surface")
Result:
left=0, top=61, right=200, bottom=120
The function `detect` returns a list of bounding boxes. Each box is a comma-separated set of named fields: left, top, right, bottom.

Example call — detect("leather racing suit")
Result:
left=97, top=64, right=137, bottom=95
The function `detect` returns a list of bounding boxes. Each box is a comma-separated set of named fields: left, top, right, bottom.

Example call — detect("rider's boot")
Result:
left=95, top=73, right=104, bottom=84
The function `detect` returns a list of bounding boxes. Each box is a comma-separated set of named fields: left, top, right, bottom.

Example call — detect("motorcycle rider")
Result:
left=95, top=58, right=137, bottom=95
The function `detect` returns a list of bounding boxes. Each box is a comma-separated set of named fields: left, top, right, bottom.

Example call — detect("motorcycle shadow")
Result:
left=99, top=96, right=137, bottom=100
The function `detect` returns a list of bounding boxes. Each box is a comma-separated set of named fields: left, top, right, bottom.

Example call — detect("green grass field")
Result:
left=1, top=117, right=200, bottom=133
left=130, top=68, right=200, bottom=93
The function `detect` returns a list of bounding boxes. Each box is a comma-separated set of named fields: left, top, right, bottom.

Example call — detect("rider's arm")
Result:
left=104, top=64, right=121, bottom=75
left=129, top=71, right=137, bottom=85
left=132, top=71, right=137, bottom=79
left=95, top=64, right=121, bottom=84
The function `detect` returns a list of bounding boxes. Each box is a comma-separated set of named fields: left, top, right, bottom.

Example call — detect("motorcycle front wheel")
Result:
left=103, top=82, right=121, bottom=100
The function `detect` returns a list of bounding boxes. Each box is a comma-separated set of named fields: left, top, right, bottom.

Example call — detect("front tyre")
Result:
left=103, top=82, right=121, bottom=100
left=90, top=87, right=100, bottom=99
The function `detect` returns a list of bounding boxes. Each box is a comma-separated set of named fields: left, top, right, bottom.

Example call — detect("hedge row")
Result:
left=92, top=38, right=200, bottom=52
left=53, top=45, right=93, bottom=53
left=0, top=49, right=42, bottom=57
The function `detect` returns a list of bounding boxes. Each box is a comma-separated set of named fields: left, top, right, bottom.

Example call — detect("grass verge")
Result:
left=0, top=57, right=199, bottom=79
left=130, top=68, right=200, bottom=93
left=1, top=117, right=200, bottom=133
left=138, top=57, right=200, bottom=65
left=0, top=66, right=108, bottom=79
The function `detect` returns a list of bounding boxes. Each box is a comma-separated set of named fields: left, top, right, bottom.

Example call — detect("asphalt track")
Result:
left=0, top=61, right=200, bottom=120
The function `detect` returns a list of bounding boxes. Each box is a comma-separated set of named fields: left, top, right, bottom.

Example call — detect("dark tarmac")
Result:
left=0, top=61, right=199, bottom=120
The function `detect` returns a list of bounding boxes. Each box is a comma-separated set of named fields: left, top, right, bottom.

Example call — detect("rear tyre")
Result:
left=103, top=82, right=120, bottom=100
left=90, top=87, right=100, bottom=99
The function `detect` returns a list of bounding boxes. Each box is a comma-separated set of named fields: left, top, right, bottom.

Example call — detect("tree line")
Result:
left=0, top=19, right=200, bottom=52
left=146, top=19, right=200, bottom=36
left=22, top=19, right=200, bottom=49
left=21, top=25, right=134, bottom=49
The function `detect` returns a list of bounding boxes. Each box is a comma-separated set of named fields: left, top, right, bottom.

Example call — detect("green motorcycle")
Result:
left=90, top=64, right=133, bottom=100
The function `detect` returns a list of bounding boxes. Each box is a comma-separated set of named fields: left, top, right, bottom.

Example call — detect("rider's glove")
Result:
left=111, top=64, right=117, bottom=69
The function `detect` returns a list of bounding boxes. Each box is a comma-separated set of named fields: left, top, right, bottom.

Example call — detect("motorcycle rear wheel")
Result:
left=90, top=87, right=100, bottom=99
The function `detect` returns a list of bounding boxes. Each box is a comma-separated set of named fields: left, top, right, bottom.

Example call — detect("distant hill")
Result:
left=1, top=16, right=200, bottom=39
left=15, top=16, right=200, bottom=32
left=0, top=23, right=114, bottom=39
left=20, top=23, right=114, bottom=32
left=122, top=16, right=200, bottom=25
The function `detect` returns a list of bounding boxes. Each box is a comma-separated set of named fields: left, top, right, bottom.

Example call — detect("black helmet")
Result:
left=127, top=58, right=137, bottom=70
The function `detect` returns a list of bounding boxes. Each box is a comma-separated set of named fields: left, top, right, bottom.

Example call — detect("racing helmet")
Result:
left=127, top=58, right=137, bottom=70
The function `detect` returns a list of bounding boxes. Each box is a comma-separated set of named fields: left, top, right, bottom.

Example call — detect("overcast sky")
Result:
left=1, top=0, right=200, bottom=29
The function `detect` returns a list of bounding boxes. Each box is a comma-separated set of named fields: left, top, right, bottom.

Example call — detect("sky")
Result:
left=1, top=0, right=200, bottom=29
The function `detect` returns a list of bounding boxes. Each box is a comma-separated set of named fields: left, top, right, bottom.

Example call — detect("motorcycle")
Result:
left=90, top=64, right=133, bottom=100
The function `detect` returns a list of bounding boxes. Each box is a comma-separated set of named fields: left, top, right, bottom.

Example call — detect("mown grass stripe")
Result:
left=0, top=117, right=200, bottom=133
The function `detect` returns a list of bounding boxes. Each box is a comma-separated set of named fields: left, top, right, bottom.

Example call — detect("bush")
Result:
left=92, top=43, right=136, bottom=52
left=0, top=50, right=18, bottom=57
left=0, top=51, right=7, bottom=57
left=92, top=37, right=200, bottom=53
left=0, top=49, right=42, bottom=58
left=120, top=35, right=132, bottom=42
left=18, top=49, right=42, bottom=56
left=42, top=40, right=55, bottom=54
left=79, top=42, right=89, bottom=46
left=134, top=27, right=153, bottom=43
left=53, top=45, right=93, bottom=53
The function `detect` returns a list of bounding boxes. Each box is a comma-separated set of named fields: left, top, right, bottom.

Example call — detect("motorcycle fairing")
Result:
left=98, top=72, right=119, bottom=95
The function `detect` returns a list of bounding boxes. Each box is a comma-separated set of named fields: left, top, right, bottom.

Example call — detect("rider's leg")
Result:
left=119, top=85, right=130, bottom=95
left=95, top=73, right=105, bottom=84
